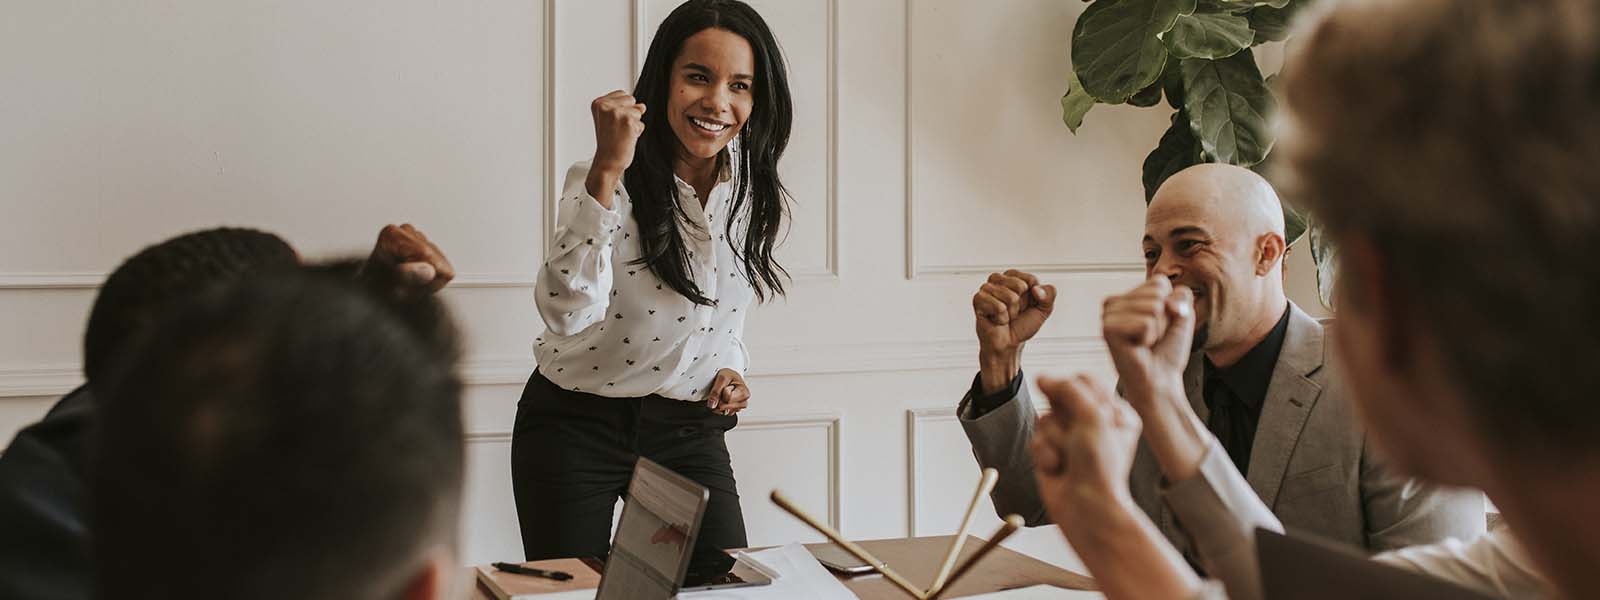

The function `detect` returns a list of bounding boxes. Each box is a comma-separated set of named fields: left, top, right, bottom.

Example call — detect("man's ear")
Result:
left=1256, top=232, right=1288, bottom=276
left=1340, top=236, right=1413, bottom=371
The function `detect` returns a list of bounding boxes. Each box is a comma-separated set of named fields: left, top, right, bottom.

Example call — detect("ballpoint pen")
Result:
left=491, top=561, right=574, bottom=581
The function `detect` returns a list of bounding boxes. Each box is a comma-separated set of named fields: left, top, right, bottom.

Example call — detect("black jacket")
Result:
left=0, top=385, right=93, bottom=600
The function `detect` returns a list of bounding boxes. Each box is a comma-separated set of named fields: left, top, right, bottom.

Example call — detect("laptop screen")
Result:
left=595, top=458, right=710, bottom=600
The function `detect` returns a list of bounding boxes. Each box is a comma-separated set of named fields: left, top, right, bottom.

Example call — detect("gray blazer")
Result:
left=958, top=303, right=1485, bottom=555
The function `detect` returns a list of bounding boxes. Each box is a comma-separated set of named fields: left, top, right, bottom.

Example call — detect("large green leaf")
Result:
left=1219, top=0, right=1290, bottom=9
left=1161, top=61, right=1186, bottom=109
left=1282, top=199, right=1307, bottom=247
left=1181, top=50, right=1275, bottom=166
left=1164, top=5, right=1254, bottom=60
left=1308, top=222, right=1338, bottom=309
left=1072, top=0, right=1197, bottom=102
left=1142, top=110, right=1203, bottom=202
left=1129, top=81, right=1164, bottom=107
left=1248, top=2, right=1303, bottom=43
left=1061, top=70, right=1097, bottom=133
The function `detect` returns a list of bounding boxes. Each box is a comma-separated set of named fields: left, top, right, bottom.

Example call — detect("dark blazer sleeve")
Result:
left=958, top=378, right=1050, bottom=526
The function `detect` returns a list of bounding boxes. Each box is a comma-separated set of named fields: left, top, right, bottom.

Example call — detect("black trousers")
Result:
left=511, top=370, right=748, bottom=561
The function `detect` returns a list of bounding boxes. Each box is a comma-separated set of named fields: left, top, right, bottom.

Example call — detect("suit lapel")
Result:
left=1245, top=304, right=1326, bottom=508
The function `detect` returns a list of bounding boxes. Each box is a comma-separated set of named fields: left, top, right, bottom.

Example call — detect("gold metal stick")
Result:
left=924, top=514, right=1024, bottom=600
left=770, top=490, right=927, bottom=600
left=927, top=467, right=999, bottom=596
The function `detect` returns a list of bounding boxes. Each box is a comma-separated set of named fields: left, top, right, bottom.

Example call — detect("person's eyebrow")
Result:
left=683, top=63, right=754, bottom=81
left=1169, top=226, right=1212, bottom=238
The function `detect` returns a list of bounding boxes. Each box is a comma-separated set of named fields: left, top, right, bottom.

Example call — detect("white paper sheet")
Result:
left=506, top=591, right=597, bottom=600
left=676, top=543, right=858, bottom=600
left=953, top=584, right=1104, bottom=599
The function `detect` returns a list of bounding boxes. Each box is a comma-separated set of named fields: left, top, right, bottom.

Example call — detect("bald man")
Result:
left=957, top=164, right=1485, bottom=559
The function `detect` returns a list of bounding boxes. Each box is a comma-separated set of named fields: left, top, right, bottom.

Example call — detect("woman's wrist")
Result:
left=1132, top=379, right=1209, bottom=483
left=1062, top=488, right=1203, bottom=600
left=1065, top=481, right=1138, bottom=525
left=584, top=167, right=621, bottom=210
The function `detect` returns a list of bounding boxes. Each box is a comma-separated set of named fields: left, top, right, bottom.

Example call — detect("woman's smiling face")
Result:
left=666, top=28, right=755, bottom=162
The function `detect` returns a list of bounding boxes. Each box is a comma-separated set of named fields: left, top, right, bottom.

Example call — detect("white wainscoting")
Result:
left=726, top=412, right=842, bottom=546
left=905, top=406, right=1086, bottom=570
left=462, top=431, right=521, bottom=566
left=0, top=365, right=81, bottom=399
left=0, top=336, right=1108, bottom=399
left=0, top=272, right=543, bottom=291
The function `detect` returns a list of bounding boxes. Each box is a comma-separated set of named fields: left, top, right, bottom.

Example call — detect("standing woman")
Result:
left=512, top=0, right=792, bottom=560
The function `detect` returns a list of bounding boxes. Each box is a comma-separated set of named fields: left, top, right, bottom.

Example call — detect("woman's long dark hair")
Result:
left=626, top=0, right=792, bottom=306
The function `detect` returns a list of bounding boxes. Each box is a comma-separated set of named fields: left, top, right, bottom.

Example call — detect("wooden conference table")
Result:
left=468, top=534, right=1096, bottom=599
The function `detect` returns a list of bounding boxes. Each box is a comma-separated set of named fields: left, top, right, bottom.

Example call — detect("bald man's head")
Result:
left=1152, top=163, right=1286, bottom=239
left=1142, top=164, right=1290, bottom=361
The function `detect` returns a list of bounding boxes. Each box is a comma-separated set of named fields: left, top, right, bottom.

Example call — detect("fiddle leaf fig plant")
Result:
left=1064, top=0, right=1330, bottom=304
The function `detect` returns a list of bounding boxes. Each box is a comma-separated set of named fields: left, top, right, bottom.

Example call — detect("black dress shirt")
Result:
left=965, top=370, right=1025, bottom=418
left=1203, top=306, right=1291, bottom=476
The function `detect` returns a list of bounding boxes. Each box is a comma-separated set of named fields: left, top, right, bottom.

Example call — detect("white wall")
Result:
left=1, top=0, right=1326, bottom=570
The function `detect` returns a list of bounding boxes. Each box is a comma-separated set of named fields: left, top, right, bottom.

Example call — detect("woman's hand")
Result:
left=587, top=90, right=647, bottom=208
left=706, top=369, right=751, bottom=416
left=1030, top=374, right=1143, bottom=517
left=1029, top=374, right=1203, bottom=600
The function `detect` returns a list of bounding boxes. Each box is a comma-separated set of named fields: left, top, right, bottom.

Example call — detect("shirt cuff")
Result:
left=1188, top=579, right=1231, bottom=600
left=964, top=370, right=1024, bottom=418
left=567, top=189, right=624, bottom=239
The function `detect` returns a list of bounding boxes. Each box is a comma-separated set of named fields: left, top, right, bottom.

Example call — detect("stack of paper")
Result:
left=679, top=543, right=857, bottom=600
left=956, top=584, right=1105, bottom=599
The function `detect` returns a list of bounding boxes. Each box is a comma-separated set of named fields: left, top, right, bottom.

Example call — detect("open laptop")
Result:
left=594, top=458, right=773, bottom=600
left=1256, top=528, right=1497, bottom=600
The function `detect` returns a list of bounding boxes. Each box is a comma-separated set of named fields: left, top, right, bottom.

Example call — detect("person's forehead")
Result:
left=676, top=29, right=754, bottom=69
left=1144, top=192, right=1221, bottom=241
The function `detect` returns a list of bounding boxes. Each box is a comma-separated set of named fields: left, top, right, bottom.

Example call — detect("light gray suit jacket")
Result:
left=958, top=303, right=1485, bottom=556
